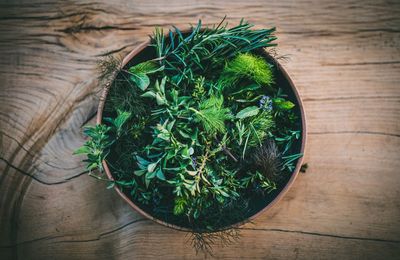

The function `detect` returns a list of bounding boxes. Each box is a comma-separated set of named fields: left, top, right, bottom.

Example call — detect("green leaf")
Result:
left=147, top=162, right=158, bottom=173
left=129, top=61, right=164, bottom=75
left=145, top=177, right=151, bottom=188
left=273, top=98, right=295, bottom=110
left=146, top=170, right=156, bottom=180
left=178, top=130, right=191, bottom=139
left=136, top=156, right=150, bottom=166
left=156, top=168, right=166, bottom=180
left=236, top=106, right=259, bottom=119
left=181, top=147, right=189, bottom=158
left=166, top=150, right=177, bottom=160
left=155, top=93, right=165, bottom=105
left=87, top=162, right=98, bottom=170
left=193, top=209, right=200, bottom=219
left=130, top=73, right=150, bottom=91
left=114, top=110, right=131, bottom=129
left=219, top=189, right=230, bottom=197
left=141, top=91, right=156, bottom=98
left=134, top=169, right=146, bottom=176
left=186, top=170, right=197, bottom=176
left=73, top=145, right=90, bottom=155
left=159, top=76, right=167, bottom=94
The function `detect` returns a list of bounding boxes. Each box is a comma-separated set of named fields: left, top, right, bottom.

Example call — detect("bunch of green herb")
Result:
left=76, top=19, right=302, bottom=233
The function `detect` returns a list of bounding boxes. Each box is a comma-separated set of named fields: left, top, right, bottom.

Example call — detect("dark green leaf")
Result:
left=156, top=168, right=166, bottom=180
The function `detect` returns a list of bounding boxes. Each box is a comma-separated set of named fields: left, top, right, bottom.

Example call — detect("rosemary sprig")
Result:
left=150, top=18, right=277, bottom=84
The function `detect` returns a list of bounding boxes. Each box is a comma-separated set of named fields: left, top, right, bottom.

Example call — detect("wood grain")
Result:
left=0, top=0, right=399, bottom=259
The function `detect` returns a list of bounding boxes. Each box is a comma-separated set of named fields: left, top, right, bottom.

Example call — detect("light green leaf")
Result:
left=146, top=170, right=156, bottom=180
left=155, top=93, right=165, bottom=105
left=273, top=98, right=295, bottom=110
left=145, top=177, right=151, bottom=188
left=186, top=170, right=197, bottom=176
left=134, top=169, right=146, bottom=176
left=147, top=162, right=157, bottom=173
left=181, top=147, right=191, bottom=158
left=73, top=146, right=90, bottom=155
left=219, top=189, right=230, bottom=197
left=130, top=73, right=150, bottom=91
left=167, top=120, right=175, bottom=131
left=236, top=106, right=259, bottom=119
left=129, top=61, right=164, bottom=75
left=114, top=110, right=131, bottom=129
left=141, top=91, right=156, bottom=98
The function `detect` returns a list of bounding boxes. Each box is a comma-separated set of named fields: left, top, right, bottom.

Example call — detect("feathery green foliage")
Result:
left=191, top=96, right=232, bottom=135
left=219, top=53, right=274, bottom=89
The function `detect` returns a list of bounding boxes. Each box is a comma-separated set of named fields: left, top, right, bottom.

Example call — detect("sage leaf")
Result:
left=236, top=106, right=259, bottom=119
left=147, top=162, right=157, bottom=173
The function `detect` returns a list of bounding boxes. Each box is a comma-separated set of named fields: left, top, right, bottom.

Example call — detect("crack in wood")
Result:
left=0, top=157, right=88, bottom=185
left=0, top=218, right=148, bottom=248
left=0, top=131, right=84, bottom=171
left=58, top=25, right=138, bottom=34
left=240, top=227, right=400, bottom=244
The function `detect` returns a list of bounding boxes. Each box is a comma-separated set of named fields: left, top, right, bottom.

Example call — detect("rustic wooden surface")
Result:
left=0, top=0, right=399, bottom=259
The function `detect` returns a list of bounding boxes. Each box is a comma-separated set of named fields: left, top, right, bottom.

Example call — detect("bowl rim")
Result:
left=96, top=30, right=307, bottom=232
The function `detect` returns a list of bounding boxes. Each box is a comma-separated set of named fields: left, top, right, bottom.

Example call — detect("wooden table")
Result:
left=1, top=0, right=399, bottom=259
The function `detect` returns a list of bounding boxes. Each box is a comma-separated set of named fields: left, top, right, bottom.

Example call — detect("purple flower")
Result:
left=259, top=95, right=273, bottom=111
left=191, top=156, right=197, bottom=168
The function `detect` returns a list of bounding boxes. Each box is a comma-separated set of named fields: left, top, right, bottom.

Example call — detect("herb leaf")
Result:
left=236, top=106, right=259, bottom=119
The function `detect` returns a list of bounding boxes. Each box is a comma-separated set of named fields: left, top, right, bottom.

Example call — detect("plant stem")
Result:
left=214, top=137, right=238, bottom=162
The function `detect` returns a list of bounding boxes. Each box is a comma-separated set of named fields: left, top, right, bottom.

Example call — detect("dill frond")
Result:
left=97, top=55, right=121, bottom=83
left=219, top=53, right=274, bottom=89
left=191, top=96, right=233, bottom=135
